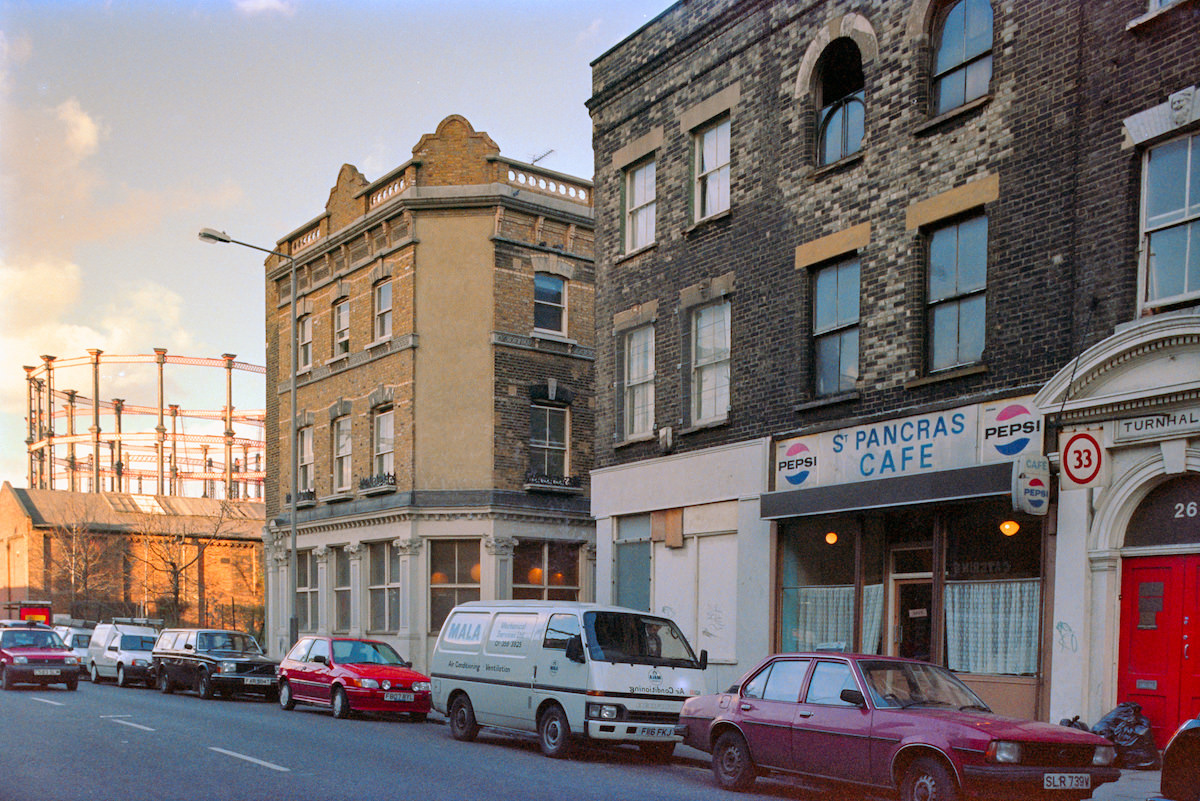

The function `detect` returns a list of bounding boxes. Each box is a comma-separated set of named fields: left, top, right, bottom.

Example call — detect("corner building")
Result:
left=588, top=0, right=1196, bottom=721
left=262, top=116, right=595, bottom=669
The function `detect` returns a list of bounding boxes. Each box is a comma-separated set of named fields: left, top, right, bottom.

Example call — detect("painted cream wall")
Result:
left=413, top=211, right=496, bottom=490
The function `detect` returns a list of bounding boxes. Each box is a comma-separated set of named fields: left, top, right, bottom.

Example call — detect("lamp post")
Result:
left=199, top=227, right=300, bottom=650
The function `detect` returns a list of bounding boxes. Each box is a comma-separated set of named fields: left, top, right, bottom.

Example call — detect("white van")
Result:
left=430, top=601, right=707, bottom=760
left=88, top=620, right=161, bottom=687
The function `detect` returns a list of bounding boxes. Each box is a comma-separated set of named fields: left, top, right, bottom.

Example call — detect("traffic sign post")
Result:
left=1060, top=429, right=1107, bottom=489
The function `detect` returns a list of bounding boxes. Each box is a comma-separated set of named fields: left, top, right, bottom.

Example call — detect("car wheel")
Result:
left=90, top=663, right=102, bottom=684
left=409, top=712, right=428, bottom=723
left=448, top=694, right=479, bottom=742
left=279, top=680, right=295, bottom=711
left=158, top=669, right=174, bottom=694
left=639, top=741, right=675, bottom=763
left=538, top=704, right=572, bottom=759
left=65, top=676, right=78, bottom=691
left=902, top=756, right=959, bottom=801
left=331, top=686, right=351, bottom=719
left=116, top=665, right=128, bottom=688
left=197, top=670, right=214, bottom=700
left=2, top=666, right=13, bottom=691
left=712, top=730, right=757, bottom=791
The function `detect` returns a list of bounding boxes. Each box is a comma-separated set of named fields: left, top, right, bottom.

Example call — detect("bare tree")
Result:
left=45, top=495, right=124, bottom=619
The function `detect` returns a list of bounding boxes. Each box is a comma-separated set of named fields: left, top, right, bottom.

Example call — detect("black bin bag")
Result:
left=1091, top=701, right=1162, bottom=770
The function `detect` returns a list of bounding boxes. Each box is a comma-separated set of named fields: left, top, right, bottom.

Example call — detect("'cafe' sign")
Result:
left=775, top=397, right=1042, bottom=490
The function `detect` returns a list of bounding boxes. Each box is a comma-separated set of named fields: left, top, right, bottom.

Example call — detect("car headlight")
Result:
left=133, top=659, right=149, bottom=667
left=13, top=656, right=27, bottom=664
left=1093, top=745, right=1117, bottom=766
left=358, top=678, right=380, bottom=689
left=65, top=656, right=79, bottom=665
left=986, top=741, right=1022, bottom=764
left=220, top=661, right=238, bottom=674
left=587, top=703, right=621, bottom=720
left=411, top=681, right=431, bottom=692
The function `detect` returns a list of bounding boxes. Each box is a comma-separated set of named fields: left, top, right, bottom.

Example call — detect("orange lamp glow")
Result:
left=527, top=566, right=544, bottom=585
left=1000, top=520, right=1020, bottom=537
left=825, top=532, right=838, bottom=545
left=469, top=563, right=482, bottom=582
left=430, top=571, right=449, bottom=584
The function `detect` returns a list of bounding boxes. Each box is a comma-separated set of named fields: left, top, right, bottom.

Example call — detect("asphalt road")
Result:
left=0, top=678, right=837, bottom=801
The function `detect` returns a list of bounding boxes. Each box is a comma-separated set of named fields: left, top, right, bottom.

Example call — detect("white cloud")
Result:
left=56, top=98, right=101, bottom=158
left=576, top=17, right=604, bottom=46
left=234, top=0, right=297, bottom=16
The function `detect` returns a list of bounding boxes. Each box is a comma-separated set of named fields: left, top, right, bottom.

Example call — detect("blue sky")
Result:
left=0, top=0, right=673, bottom=488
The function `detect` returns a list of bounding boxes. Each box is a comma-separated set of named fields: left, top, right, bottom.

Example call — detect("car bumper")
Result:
left=960, top=765, right=1121, bottom=798
left=344, top=687, right=432, bottom=714
left=6, top=664, right=74, bottom=683
left=584, top=719, right=685, bottom=742
left=212, top=674, right=277, bottom=693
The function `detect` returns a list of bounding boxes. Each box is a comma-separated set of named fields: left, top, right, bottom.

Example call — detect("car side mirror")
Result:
left=840, top=688, right=867, bottom=708
left=699, top=649, right=708, bottom=670
left=565, top=634, right=586, bottom=664
left=311, top=654, right=327, bottom=665
left=183, top=643, right=194, bottom=650
left=108, top=645, right=118, bottom=651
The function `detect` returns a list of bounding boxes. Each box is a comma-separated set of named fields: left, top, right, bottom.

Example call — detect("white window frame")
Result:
left=625, top=158, right=656, bottom=252
left=512, top=540, right=581, bottom=602
left=333, top=300, right=350, bottom=356
left=813, top=258, right=860, bottom=396
left=695, top=117, right=730, bottom=220
left=623, top=325, right=655, bottom=438
left=298, top=315, right=313, bottom=371
left=691, top=300, right=731, bottom=425
left=374, top=280, right=392, bottom=341
left=429, top=539, right=481, bottom=632
left=367, top=541, right=401, bottom=633
left=332, top=416, right=352, bottom=493
left=373, top=408, right=394, bottom=477
left=533, top=273, right=566, bottom=334
left=296, top=549, right=319, bottom=632
left=530, top=404, right=568, bottom=479
left=297, top=426, right=314, bottom=492
left=333, top=546, right=350, bottom=633
left=1140, top=131, right=1200, bottom=310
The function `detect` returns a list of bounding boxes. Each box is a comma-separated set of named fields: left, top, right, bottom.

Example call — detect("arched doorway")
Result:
left=1118, top=474, right=1200, bottom=748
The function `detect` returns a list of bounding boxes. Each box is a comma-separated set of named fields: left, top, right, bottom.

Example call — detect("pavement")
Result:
left=1092, top=768, right=1162, bottom=801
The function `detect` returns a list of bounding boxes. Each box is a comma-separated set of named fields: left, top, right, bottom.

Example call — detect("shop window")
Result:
left=815, top=38, right=865, bottom=166
left=780, top=519, right=858, bottom=653
left=1141, top=132, right=1200, bottom=309
left=615, top=514, right=652, bottom=612
left=534, top=273, right=566, bottom=333
left=694, top=117, right=731, bottom=219
left=333, top=300, right=350, bottom=356
left=691, top=300, right=731, bottom=424
left=297, top=315, right=313, bottom=371
left=931, top=0, right=993, bottom=116
left=530, top=404, right=567, bottom=479
left=296, top=549, right=319, bottom=632
left=429, top=539, right=480, bottom=632
left=625, top=158, right=656, bottom=252
left=333, top=546, right=351, bottom=633
left=513, top=541, right=580, bottom=601
left=332, top=416, right=352, bottom=493
left=623, top=324, right=655, bottom=438
left=813, top=257, right=860, bottom=395
left=927, top=215, right=987, bottom=371
left=367, top=541, right=401, bottom=633
left=374, top=279, right=392, bottom=340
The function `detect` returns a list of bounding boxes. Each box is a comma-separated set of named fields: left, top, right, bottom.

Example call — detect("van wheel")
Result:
left=639, top=741, right=675, bottom=763
left=90, top=663, right=102, bottom=684
left=279, top=679, right=295, bottom=710
left=197, top=670, right=214, bottom=700
left=448, top=695, right=479, bottom=742
left=538, top=705, right=572, bottom=759
left=712, top=730, right=757, bottom=791
left=116, top=665, right=128, bottom=687
left=332, top=686, right=351, bottom=719
left=158, top=669, right=174, bottom=694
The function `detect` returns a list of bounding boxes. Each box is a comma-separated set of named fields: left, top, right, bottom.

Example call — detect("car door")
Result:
left=533, top=613, right=589, bottom=732
left=734, top=658, right=811, bottom=771
left=282, top=638, right=314, bottom=700
left=179, top=631, right=200, bottom=688
left=789, top=659, right=874, bottom=785
left=305, top=638, right=333, bottom=704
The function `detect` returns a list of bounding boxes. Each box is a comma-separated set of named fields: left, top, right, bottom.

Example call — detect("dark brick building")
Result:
left=588, top=0, right=1200, bottom=730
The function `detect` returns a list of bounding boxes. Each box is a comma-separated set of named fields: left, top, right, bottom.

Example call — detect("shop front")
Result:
left=762, top=398, right=1051, bottom=719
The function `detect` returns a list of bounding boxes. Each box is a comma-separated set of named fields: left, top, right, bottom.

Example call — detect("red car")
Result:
left=0, top=623, right=81, bottom=691
left=680, top=653, right=1120, bottom=800
left=277, top=636, right=431, bottom=721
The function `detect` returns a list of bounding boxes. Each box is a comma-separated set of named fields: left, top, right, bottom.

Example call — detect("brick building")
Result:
left=260, top=116, right=595, bottom=668
left=0, top=481, right=264, bottom=633
left=588, top=0, right=1199, bottom=729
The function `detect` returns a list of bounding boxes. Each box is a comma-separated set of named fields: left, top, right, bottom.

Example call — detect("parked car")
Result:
left=0, top=622, right=80, bottom=690
left=1151, top=717, right=1200, bottom=801
left=152, top=628, right=277, bottom=700
left=88, top=621, right=159, bottom=687
left=680, top=652, right=1121, bottom=800
left=278, top=636, right=431, bottom=720
left=53, top=625, right=94, bottom=677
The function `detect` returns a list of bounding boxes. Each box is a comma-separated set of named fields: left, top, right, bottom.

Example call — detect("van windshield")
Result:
left=583, top=611, right=700, bottom=668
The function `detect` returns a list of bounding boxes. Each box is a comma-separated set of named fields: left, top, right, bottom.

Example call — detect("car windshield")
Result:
left=860, top=660, right=990, bottom=711
left=120, top=635, right=157, bottom=651
left=331, top=640, right=407, bottom=665
left=196, top=632, right=262, bottom=655
left=0, top=629, right=66, bottom=650
left=583, top=611, right=700, bottom=668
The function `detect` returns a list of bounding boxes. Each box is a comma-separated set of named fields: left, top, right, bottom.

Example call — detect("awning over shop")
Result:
left=760, top=462, right=1012, bottom=520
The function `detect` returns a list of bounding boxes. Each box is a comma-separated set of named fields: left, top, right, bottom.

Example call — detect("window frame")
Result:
left=926, top=214, right=988, bottom=373
left=297, top=426, right=314, bottom=492
left=297, top=315, right=313, bottom=371
left=373, top=280, right=393, bottom=341
left=332, top=416, right=352, bottom=493
left=533, top=272, right=567, bottom=334
left=512, top=540, right=581, bottom=602
left=812, top=257, right=861, bottom=396
left=1140, top=131, right=1200, bottom=310
left=625, top=158, right=657, bottom=253
left=690, top=299, right=732, bottom=425
left=428, top=539, right=481, bottom=633
left=367, top=540, right=402, bottom=633
left=296, top=549, right=319, bottom=632
left=333, top=299, right=350, bottom=357
left=529, top=403, right=569, bottom=480
left=333, top=546, right=351, bottom=633
left=694, top=116, right=731, bottom=221
left=373, top=407, right=394, bottom=478
left=623, top=324, right=656, bottom=438
left=930, top=0, right=994, bottom=117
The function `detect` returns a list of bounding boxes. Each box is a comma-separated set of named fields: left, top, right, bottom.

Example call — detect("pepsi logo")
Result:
left=1025, top=477, right=1046, bottom=508
left=779, top=442, right=816, bottom=486
left=987, top=404, right=1040, bottom=456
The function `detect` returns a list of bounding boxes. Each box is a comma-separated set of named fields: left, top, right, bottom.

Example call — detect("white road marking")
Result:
left=31, top=697, right=64, bottom=706
left=100, top=714, right=133, bottom=718
left=208, top=747, right=290, bottom=773
left=111, top=719, right=155, bottom=732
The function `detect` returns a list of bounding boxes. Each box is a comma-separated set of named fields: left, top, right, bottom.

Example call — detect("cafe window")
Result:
left=513, top=541, right=580, bottom=601
left=429, top=539, right=480, bottom=632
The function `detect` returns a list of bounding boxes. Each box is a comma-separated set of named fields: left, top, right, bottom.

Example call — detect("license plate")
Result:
left=384, top=692, right=415, bottom=702
left=1044, top=773, right=1090, bottom=790
left=243, top=677, right=273, bottom=686
left=34, top=669, right=60, bottom=676
left=636, top=726, right=675, bottom=738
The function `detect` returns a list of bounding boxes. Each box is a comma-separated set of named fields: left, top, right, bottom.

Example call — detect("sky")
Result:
left=0, top=0, right=674, bottom=490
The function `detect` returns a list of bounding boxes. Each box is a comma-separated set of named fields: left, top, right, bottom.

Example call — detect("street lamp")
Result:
left=199, top=227, right=300, bottom=651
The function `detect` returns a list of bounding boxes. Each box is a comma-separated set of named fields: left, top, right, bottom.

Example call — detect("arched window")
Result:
left=816, top=38, right=865, bottom=166
left=932, top=0, right=993, bottom=116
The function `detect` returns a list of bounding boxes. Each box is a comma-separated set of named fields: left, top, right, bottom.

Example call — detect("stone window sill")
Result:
left=913, top=95, right=992, bottom=137
left=904, top=363, right=988, bottom=389
left=793, top=390, right=860, bottom=413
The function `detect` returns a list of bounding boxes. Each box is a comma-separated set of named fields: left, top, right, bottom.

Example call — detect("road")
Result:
left=1, top=679, right=836, bottom=801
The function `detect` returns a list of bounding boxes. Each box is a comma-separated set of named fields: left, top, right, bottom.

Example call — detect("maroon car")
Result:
left=278, top=636, right=431, bottom=721
left=0, top=624, right=81, bottom=691
left=680, top=653, right=1120, bottom=800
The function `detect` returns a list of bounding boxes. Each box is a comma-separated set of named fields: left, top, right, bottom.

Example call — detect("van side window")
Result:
left=183, top=631, right=197, bottom=650
left=156, top=631, right=178, bottom=650
left=543, top=614, right=581, bottom=650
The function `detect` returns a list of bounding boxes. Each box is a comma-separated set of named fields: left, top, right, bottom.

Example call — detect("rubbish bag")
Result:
left=1058, top=715, right=1090, bottom=732
left=1091, top=702, right=1162, bottom=770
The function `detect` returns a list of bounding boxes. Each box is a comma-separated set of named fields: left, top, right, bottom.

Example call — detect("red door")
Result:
left=1118, top=556, right=1200, bottom=748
